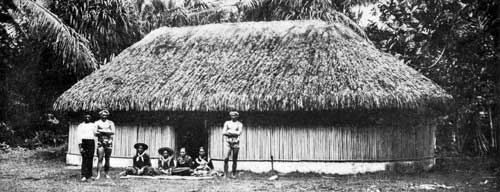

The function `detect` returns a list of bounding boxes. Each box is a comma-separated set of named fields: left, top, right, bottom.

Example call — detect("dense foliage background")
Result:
left=0, top=0, right=499, bottom=163
left=366, top=0, right=499, bottom=156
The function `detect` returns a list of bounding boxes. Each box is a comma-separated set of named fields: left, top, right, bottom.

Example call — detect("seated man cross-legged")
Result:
left=155, top=147, right=176, bottom=175
left=171, top=147, right=194, bottom=176
left=193, top=146, right=215, bottom=176
left=121, top=143, right=154, bottom=176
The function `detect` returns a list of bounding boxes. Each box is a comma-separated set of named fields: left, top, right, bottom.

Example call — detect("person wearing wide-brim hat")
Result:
left=155, top=147, right=176, bottom=175
left=95, top=109, right=115, bottom=179
left=222, top=110, right=243, bottom=178
left=120, top=143, right=154, bottom=176
left=158, top=147, right=174, bottom=156
left=134, top=143, right=149, bottom=150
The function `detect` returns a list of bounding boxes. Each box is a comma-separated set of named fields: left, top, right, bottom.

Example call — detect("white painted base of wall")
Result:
left=211, top=159, right=435, bottom=174
left=67, top=153, right=161, bottom=168
left=67, top=153, right=435, bottom=174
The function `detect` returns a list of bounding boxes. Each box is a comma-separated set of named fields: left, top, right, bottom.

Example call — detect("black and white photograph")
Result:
left=0, top=0, right=499, bottom=191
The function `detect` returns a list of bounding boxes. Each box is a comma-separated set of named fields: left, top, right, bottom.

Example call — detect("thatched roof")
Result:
left=54, top=20, right=451, bottom=112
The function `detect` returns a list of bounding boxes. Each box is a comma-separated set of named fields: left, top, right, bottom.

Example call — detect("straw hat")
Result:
left=158, top=147, right=174, bottom=155
left=134, top=143, right=148, bottom=150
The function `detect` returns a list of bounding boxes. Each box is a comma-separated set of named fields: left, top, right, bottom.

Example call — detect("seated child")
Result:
left=171, top=147, right=193, bottom=176
left=193, top=147, right=214, bottom=176
left=154, top=147, right=176, bottom=175
left=120, top=143, right=154, bottom=176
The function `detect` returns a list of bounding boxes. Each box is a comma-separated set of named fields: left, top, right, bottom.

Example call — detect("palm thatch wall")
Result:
left=53, top=20, right=451, bottom=112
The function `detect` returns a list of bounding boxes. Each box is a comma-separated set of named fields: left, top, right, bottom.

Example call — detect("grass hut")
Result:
left=54, top=20, right=451, bottom=174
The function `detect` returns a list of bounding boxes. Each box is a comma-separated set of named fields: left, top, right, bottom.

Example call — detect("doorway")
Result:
left=175, top=114, right=208, bottom=158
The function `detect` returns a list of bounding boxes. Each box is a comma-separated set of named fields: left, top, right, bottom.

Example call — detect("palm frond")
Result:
left=52, top=0, right=138, bottom=63
left=238, top=0, right=369, bottom=39
left=13, top=0, right=98, bottom=75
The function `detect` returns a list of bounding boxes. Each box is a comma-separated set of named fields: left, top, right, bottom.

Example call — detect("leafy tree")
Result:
left=1, top=0, right=97, bottom=126
left=366, top=0, right=499, bottom=155
left=237, top=0, right=378, bottom=37
left=130, top=0, right=233, bottom=35
left=0, top=0, right=102, bottom=145
left=0, top=0, right=230, bottom=145
left=0, top=0, right=19, bottom=123
left=50, top=0, right=140, bottom=62
left=4, top=0, right=97, bottom=74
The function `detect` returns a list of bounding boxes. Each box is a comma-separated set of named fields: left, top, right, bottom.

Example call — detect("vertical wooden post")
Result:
left=271, top=155, right=274, bottom=172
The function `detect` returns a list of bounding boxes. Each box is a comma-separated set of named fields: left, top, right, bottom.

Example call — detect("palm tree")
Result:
left=132, top=0, right=230, bottom=33
left=0, top=0, right=101, bottom=133
left=236, top=0, right=378, bottom=38
left=50, top=0, right=140, bottom=63
left=5, top=0, right=98, bottom=74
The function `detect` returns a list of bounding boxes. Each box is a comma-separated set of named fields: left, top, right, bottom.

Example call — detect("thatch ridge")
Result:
left=54, top=20, right=451, bottom=112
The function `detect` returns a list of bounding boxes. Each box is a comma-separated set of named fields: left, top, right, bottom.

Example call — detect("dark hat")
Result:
left=158, top=147, right=174, bottom=155
left=134, top=143, right=148, bottom=150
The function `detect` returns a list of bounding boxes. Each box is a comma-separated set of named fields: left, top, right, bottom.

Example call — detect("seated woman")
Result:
left=193, top=146, right=215, bottom=176
left=171, top=147, right=193, bottom=176
left=120, top=143, right=154, bottom=176
left=154, top=147, right=176, bottom=175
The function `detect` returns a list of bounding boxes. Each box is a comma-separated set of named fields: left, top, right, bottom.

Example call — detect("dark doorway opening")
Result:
left=175, top=114, right=208, bottom=158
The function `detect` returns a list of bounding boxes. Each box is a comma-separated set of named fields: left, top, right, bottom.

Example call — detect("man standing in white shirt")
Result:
left=222, top=111, right=243, bottom=178
left=94, top=109, right=115, bottom=179
left=76, top=114, right=97, bottom=182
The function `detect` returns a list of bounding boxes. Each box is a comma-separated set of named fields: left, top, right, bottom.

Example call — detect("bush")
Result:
left=0, top=121, right=15, bottom=143
left=23, top=131, right=67, bottom=149
left=0, top=142, right=10, bottom=152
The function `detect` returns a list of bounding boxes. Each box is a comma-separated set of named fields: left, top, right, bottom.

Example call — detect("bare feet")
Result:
left=81, top=177, right=87, bottom=182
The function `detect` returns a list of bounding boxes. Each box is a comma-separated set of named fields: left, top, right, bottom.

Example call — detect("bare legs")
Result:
left=223, top=147, right=239, bottom=178
left=96, top=147, right=112, bottom=179
left=231, top=148, right=239, bottom=176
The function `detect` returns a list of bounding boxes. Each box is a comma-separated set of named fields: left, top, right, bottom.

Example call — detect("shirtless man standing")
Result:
left=94, top=110, right=115, bottom=179
left=222, top=111, right=243, bottom=178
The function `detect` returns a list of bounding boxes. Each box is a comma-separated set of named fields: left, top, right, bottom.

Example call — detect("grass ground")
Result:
left=0, top=146, right=498, bottom=192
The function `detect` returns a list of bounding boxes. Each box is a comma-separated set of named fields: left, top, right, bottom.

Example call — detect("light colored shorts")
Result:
left=224, top=137, right=240, bottom=152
